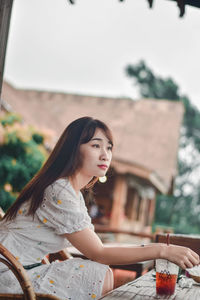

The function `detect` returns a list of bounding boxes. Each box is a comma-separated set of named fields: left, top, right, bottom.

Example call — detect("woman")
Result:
left=0, top=116, right=199, bottom=299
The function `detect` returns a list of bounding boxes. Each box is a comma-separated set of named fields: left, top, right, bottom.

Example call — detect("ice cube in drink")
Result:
left=156, top=271, right=177, bottom=295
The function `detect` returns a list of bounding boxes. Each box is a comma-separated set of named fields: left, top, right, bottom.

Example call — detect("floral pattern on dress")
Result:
left=0, top=178, right=108, bottom=299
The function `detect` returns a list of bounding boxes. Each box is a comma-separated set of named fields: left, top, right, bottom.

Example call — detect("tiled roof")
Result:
left=2, top=81, right=184, bottom=193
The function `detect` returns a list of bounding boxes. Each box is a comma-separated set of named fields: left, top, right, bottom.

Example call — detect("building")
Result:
left=1, top=81, right=184, bottom=233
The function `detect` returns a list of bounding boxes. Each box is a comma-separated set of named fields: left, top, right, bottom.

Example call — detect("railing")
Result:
left=155, top=233, right=200, bottom=256
left=94, top=224, right=154, bottom=240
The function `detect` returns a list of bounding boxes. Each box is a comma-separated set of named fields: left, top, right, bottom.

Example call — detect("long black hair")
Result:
left=3, top=117, right=113, bottom=221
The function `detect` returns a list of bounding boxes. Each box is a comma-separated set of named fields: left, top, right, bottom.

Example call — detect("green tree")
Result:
left=0, top=113, right=48, bottom=212
left=126, top=60, right=200, bottom=234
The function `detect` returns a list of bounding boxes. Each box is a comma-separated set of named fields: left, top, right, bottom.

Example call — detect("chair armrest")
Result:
left=0, top=243, right=36, bottom=299
left=48, top=248, right=72, bottom=263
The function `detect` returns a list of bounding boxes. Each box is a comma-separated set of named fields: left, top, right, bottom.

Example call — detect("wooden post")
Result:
left=110, top=175, right=128, bottom=228
left=148, top=197, right=156, bottom=225
left=132, top=191, right=139, bottom=220
left=0, top=0, right=13, bottom=99
left=139, top=197, right=146, bottom=227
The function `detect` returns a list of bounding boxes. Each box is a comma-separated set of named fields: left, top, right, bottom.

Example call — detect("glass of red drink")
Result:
left=156, top=259, right=179, bottom=295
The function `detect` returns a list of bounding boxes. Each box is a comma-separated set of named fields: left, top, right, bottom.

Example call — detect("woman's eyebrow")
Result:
left=91, top=138, right=102, bottom=141
left=91, top=137, right=112, bottom=146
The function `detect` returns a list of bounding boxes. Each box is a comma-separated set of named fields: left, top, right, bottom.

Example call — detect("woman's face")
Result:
left=79, top=128, right=113, bottom=179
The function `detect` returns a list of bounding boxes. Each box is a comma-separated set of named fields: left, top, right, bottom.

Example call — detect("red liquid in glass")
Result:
left=156, top=272, right=177, bottom=295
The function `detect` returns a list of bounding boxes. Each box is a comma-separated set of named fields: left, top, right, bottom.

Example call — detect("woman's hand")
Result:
left=64, top=228, right=200, bottom=267
left=160, top=244, right=200, bottom=269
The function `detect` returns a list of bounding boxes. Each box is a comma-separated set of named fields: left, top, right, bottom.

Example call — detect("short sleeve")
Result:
left=36, top=179, right=94, bottom=235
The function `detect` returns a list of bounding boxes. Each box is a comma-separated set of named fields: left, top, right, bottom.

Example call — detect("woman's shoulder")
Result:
left=46, top=178, right=70, bottom=192
left=52, top=178, right=70, bottom=188
left=44, top=178, right=76, bottom=201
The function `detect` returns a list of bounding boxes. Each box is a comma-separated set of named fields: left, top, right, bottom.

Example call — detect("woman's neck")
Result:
left=69, top=173, right=92, bottom=194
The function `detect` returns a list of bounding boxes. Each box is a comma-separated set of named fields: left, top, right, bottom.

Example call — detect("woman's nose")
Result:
left=100, top=148, right=110, bottom=161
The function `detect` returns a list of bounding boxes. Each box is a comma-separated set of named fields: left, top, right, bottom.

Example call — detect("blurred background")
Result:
left=1, top=0, right=200, bottom=242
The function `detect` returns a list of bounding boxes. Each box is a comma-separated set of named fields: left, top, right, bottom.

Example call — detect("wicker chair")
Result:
left=0, top=207, right=4, bottom=220
left=0, top=243, right=60, bottom=300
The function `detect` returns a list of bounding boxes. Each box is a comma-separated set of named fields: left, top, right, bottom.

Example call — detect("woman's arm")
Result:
left=63, top=228, right=199, bottom=270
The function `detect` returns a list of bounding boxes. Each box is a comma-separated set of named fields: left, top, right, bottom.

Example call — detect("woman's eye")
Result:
left=108, top=146, right=113, bottom=151
left=92, top=144, right=100, bottom=148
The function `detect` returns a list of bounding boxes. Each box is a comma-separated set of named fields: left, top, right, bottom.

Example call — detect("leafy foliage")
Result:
left=126, top=60, right=200, bottom=234
left=32, top=133, right=44, bottom=144
left=126, top=61, right=180, bottom=101
left=0, top=113, right=48, bottom=212
left=1, top=113, right=21, bottom=127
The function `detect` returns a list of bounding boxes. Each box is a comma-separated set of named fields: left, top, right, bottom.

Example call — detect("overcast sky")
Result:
left=4, top=0, right=200, bottom=109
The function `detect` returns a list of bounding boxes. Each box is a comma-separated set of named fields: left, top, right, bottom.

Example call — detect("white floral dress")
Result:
left=0, top=178, right=109, bottom=300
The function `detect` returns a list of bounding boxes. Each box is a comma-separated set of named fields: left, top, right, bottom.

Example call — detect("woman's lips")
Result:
left=98, top=165, right=108, bottom=170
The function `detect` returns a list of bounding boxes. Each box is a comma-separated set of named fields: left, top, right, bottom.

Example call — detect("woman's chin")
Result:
left=97, top=171, right=107, bottom=177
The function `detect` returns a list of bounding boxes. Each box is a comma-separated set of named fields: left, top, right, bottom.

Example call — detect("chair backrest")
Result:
left=155, top=233, right=200, bottom=256
left=0, top=243, right=36, bottom=299
left=0, top=243, right=60, bottom=300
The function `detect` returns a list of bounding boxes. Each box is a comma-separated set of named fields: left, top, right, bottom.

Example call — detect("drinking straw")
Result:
left=166, top=233, right=170, bottom=246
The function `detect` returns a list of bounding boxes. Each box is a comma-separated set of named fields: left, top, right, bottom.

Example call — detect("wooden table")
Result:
left=100, top=270, right=200, bottom=299
left=67, top=244, right=154, bottom=278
